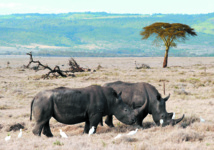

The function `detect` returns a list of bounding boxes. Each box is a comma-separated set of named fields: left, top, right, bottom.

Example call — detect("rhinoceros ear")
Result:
left=157, top=93, right=161, bottom=101
left=112, top=91, right=117, bottom=97
left=118, top=91, right=122, bottom=98
left=112, top=91, right=122, bottom=99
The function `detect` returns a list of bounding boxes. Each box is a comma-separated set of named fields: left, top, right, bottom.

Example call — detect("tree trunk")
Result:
left=163, top=47, right=169, bottom=68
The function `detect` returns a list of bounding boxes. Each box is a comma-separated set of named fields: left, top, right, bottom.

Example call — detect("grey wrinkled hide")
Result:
left=30, top=85, right=137, bottom=137
left=104, top=81, right=184, bottom=127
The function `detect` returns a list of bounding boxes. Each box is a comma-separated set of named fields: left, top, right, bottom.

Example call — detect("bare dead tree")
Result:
left=68, top=57, right=91, bottom=72
left=25, top=52, right=67, bottom=78
left=135, top=61, right=150, bottom=69
left=26, top=52, right=34, bottom=68
left=25, top=52, right=93, bottom=79
left=68, top=58, right=84, bottom=72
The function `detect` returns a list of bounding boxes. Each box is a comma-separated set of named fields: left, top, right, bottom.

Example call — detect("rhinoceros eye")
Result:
left=124, top=109, right=127, bottom=112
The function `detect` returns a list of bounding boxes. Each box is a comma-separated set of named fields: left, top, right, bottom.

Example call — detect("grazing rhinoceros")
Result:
left=104, top=81, right=184, bottom=127
left=30, top=85, right=147, bottom=137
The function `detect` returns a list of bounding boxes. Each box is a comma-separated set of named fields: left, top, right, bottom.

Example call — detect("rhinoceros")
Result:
left=30, top=85, right=147, bottom=137
left=104, top=81, right=184, bottom=127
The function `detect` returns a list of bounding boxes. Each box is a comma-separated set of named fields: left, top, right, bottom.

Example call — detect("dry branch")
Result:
left=68, top=58, right=91, bottom=72
left=25, top=52, right=67, bottom=78
left=135, top=61, right=150, bottom=69
left=25, top=52, right=93, bottom=79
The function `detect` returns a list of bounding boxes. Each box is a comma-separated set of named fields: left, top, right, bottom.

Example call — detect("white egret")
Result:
left=18, top=129, right=22, bottom=138
left=127, top=129, right=138, bottom=136
left=114, top=134, right=122, bottom=139
left=172, top=112, right=175, bottom=119
left=59, top=129, right=68, bottom=138
left=88, top=126, right=95, bottom=136
left=5, top=135, right=11, bottom=142
left=200, top=117, right=205, bottom=123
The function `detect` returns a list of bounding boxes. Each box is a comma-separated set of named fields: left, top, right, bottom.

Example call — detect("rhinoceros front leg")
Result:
left=136, top=117, right=143, bottom=126
left=105, top=115, right=114, bottom=127
left=88, top=113, right=103, bottom=134
left=136, top=113, right=148, bottom=127
left=42, top=120, right=53, bottom=137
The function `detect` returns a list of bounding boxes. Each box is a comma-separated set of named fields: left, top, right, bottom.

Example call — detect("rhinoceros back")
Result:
left=104, top=81, right=153, bottom=108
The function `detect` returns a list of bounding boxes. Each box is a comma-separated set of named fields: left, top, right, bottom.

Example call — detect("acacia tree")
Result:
left=140, top=22, right=197, bottom=68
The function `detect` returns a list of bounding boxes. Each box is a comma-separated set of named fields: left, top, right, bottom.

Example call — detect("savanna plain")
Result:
left=0, top=57, right=214, bottom=150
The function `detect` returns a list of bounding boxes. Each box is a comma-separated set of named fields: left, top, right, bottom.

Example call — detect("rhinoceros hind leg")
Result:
left=32, top=121, right=46, bottom=136
left=83, top=120, right=90, bottom=134
left=105, top=115, right=114, bottom=127
left=99, top=117, right=103, bottom=126
left=42, top=120, right=53, bottom=137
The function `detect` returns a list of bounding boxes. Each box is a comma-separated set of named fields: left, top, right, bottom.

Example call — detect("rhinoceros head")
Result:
left=111, top=91, right=137, bottom=125
left=151, top=94, right=184, bottom=126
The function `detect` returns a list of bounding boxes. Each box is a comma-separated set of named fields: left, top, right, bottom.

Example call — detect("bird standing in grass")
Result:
left=18, top=129, right=22, bottom=138
left=127, top=129, right=138, bottom=136
left=5, top=134, right=11, bottom=142
left=88, top=126, right=95, bottom=136
left=200, top=117, right=205, bottom=123
left=60, top=129, right=68, bottom=138
left=114, top=134, right=122, bottom=139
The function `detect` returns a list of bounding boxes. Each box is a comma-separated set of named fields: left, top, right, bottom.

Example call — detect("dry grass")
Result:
left=0, top=57, right=214, bottom=150
left=164, top=129, right=204, bottom=143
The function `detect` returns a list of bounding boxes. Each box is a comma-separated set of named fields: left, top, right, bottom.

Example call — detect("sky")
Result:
left=0, top=0, right=213, bottom=15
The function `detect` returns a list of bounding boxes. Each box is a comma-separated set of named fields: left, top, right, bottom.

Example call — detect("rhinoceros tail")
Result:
left=30, top=98, right=34, bottom=121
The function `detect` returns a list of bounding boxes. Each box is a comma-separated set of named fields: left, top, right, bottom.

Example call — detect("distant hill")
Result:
left=0, top=12, right=214, bottom=56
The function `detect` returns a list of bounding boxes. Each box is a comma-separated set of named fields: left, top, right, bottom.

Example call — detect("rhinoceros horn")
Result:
left=163, top=94, right=170, bottom=101
left=134, top=99, right=148, bottom=116
left=171, top=114, right=185, bottom=125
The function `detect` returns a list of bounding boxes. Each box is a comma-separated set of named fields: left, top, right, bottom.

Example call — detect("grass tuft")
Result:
left=143, top=122, right=156, bottom=129
left=123, top=137, right=138, bottom=143
left=101, top=140, right=107, bottom=147
left=53, top=140, right=64, bottom=146
left=180, top=115, right=200, bottom=128
left=0, top=105, right=12, bottom=110
left=166, top=129, right=204, bottom=143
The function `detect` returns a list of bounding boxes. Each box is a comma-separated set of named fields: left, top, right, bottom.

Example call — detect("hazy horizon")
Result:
left=0, top=0, right=214, bottom=15
left=1, top=11, right=214, bottom=16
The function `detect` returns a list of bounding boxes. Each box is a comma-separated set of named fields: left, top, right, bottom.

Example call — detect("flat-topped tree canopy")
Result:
left=140, top=22, right=197, bottom=68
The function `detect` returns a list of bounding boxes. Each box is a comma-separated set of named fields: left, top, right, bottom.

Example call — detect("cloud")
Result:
left=0, top=3, right=21, bottom=9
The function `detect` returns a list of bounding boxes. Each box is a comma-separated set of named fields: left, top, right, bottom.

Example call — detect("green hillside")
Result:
left=0, top=12, right=214, bottom=56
